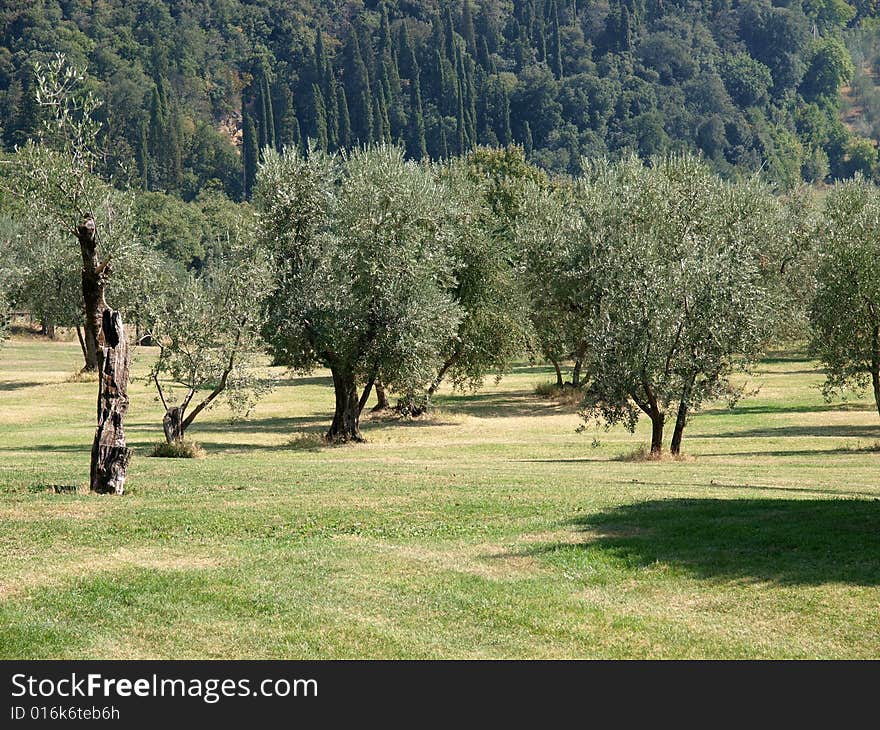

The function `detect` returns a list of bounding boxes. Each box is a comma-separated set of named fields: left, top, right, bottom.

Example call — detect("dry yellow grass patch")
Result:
left=0, top=546, right=230, bottom=600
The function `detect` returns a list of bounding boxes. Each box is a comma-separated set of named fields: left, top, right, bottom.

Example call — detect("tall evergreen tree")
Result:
left=407, top=73, right=428, bottom=160
left=337, top=85, right=352, bottom=148
left=242, top=111, right=258, bottom=198
left=343, top=30, right=374, bottom=144
left=312, top=84, right=329, bottom=150
left=548, top=0, right=563, bottom=78
left=461, top=0, right=477, bottom=54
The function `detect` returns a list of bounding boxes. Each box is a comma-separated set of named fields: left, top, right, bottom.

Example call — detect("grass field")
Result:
left=1, top=335, right=879, bottom=659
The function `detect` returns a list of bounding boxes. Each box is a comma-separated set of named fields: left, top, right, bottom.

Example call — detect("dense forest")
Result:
left=2, top=0, right=880, bottom=202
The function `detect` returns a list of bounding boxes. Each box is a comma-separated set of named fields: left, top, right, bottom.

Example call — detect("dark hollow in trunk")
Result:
left=372, top=381, right=390, bottom=412
left=77, top=219, right=103, bottom=372
left=327, top=367, right=364, bottom=443
left=90, top=308, right=132, bottom=494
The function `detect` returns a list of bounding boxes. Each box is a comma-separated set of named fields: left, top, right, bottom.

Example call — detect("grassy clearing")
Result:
left=0, top=338, right=879, bottom=659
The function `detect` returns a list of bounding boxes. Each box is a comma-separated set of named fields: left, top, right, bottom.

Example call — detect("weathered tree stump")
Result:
left=89, top=296, right=132, bottom=493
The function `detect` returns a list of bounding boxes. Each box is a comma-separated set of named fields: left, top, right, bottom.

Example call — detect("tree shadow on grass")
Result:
left=713, top=424, right=880, bottom=440
left=0, top=380, right=47, bottom=391
left=702, top=401, right=874, bottom=417
left=438, top=391, right=576, bottom=418
left=547, top=498, right=880, bottom=585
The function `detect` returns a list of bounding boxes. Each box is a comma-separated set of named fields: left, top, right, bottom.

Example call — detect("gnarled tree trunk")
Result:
left=77, top=218, right=131, bottom=494
left=327, top=366, right=365, bottom=443
left=90, top=309, right=132, bottom=494
left=163, top=406, right=185, bottom=443
left=372, top=381, right=390, bottom=412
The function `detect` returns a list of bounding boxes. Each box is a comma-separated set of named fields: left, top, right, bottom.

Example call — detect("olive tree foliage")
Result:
left=525, top=155, right=779, bottom=455
left=146, top=239, right=273, bottom=443
left=765, top=188, right=822, bottom=341
left=396, top=156, right=534, bottom=413
left=257, top=145, right=461, bottom=442
left=517, top=177, right=600, bottom=389
left=810, top=178, right=880, bottom=417
left=2, top=53, right=159, bottom=368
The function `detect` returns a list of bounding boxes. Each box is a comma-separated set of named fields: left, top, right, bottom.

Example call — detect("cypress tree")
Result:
left=619, top=5, right=633, bottom=52
left=343, top=31, right=373, bottom=144
left=431, top=14, right=446, bottom=59
left=549, top=0, right=563, bottom=78
left=136, top=116, right=149, bottom=189
left=337, top=85, right=352, bottom=148
left=461, top=0, right=477, bottom=54
left=456, top=73, right=467, bottom=154
left=312, top=84, right=328, bottom=150
left=443, top=6, right=456, bottom=59
left=477, top=37, right=495, bottom=72
left=325, top=75, right=339, bottom=149
left=397, top=22, right=418, bottom=79
left=379, top=4, right=393, bottom=58
left=261, top=71, right=276, bottom=151
left=523, top=120, right=533, bottom=154
left=242, top=111, right=258, bottom=199
left=500, top=84, right=512, bottom=145
left=280, top=93, right=303, bottom=151
left=407, top=72, right=428, bottom=160
left=374, top=85, right=392, bottom=144
left=314, top=27, right=328, bottom=82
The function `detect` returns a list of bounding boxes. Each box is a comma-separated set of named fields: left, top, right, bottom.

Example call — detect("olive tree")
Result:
left=2, top=53, right=154, bottom=493
left=147, top=241, right=272, bottom=444
left=810, top=178, right=880, bottom=417
left=257, top=145, right=461, bottom=442
left=517, top=177, right=600, bottom=389
left=4, top=54, right=155, bottom=370
left=543, top=155, right=777, bottom=455
left=395, top=158, right=533, bottom=413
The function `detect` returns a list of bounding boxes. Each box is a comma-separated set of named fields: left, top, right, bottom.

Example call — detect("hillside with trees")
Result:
left=2, top=0, right=879, bottom=201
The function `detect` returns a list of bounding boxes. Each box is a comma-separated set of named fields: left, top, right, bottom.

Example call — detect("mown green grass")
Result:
left=1, top=335, right=879, bottom=658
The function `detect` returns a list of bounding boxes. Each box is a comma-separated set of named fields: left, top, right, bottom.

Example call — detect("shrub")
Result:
left=148, top=440, right=206, bottom=459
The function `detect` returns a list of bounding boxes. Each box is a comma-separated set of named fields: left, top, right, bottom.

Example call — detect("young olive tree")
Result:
left=5, top=54, right=156, bottom=370
left=562, top=155, right=777, bottom=455
left=257, top=145, right=461, bottom=442
left=810, top=178, right=880, bottom=417
left=3, top=54, right=155, bottom=493
left=147, top=241, right=272, bottom=443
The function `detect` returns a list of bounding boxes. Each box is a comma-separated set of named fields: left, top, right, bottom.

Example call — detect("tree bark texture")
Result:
left=163, top=406, right=185, bottom=443
left=571, top=358, right=582, bottom=387
left=327, top=366, right=364, bottom=442
left=90, top=308, right=132, bottom=494
left=372, top=381, right=390, bottom=411
left=670, top=373, right=697, bottom=456
left=551, top=357, right=564, bottom=388
left=650, top=412, right=665, bottom=456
